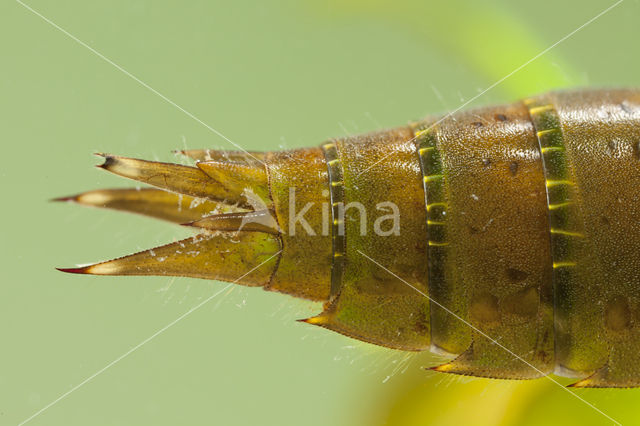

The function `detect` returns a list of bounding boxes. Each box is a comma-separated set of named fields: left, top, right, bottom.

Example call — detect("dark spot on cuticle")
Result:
left=506, top=268, right=529, bottom=283
left=482, top=158, right=491, bottom=167
left=414, top=313, right=429, bottom=334
left=469, top=292, right=500, bottom=325
left=634, top=140, right=640, bottom=160
left=469, top=225, right=480, bottom=234
left=471, top=121, right=483, bottom=128
left=600, top=216, right=610, bottom=226
left=509, top=161, right=519, bottom=176
left=495, top=114, right=508, bottom=122
left=605, top=295, right=632, bottom=332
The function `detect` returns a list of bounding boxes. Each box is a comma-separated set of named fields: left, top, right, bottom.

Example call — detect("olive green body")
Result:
left=275, top=89, right=640, bottom=387
left=60, top=89, right=640, bottom=388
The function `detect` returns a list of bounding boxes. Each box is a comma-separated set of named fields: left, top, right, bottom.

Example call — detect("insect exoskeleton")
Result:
left=57, top=88, right=640, bottom=388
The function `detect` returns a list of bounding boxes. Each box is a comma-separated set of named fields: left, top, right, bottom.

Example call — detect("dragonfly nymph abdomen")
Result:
left=58, top=88, right=640, bottom=388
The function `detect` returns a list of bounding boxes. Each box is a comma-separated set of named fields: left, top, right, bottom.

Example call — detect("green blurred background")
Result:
left=2, top=0, right=639, bottom=424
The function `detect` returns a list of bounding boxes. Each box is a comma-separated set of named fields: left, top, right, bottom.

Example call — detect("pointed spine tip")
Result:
left=56, top=266, right=91, bottom=274
left=180, top=220, right=215, bottom=232
left=57, top=263, right=113, bottom=275
left=428, top=363, right=453, bottom=373
left=297, top=316, right=328, bottom=326
left=50, top=195, right=78, bottom=203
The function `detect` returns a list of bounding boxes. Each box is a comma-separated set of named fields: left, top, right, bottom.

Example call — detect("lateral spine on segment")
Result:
left=322, top=142, right=346, bottom=297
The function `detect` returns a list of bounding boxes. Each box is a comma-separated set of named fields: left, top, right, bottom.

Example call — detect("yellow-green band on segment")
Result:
left=428, top=241, right=449, bottom=247
left=552, top=262, right=577, bottom=269
left=426, top=202, right=448, bottom=211
left=414, top=123, right=449, bottom=348
left=419, top=147, right=435, bottom=155
left=548, top=201, right=573, bottom=210
left=527, top=100, right=581, bottom=260
left=423, top=174, right=443, bottom=183
left=540, top=146, right=565, bottom=153
left=528, top=104, right=554, bottom=115
left=550, top=229, right=584, bottom=238
left=536, top=128, right=559, bottom=137
left=321, top=142, right=346, bottom=297
left=545, top=180, right=574, bottom=188
left=527, top=98, right=584, bottom=370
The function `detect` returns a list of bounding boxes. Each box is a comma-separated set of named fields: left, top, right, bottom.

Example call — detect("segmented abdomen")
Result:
left=58, top=89, right=640, bottom=388
left=317, top=89, right=640, bottom=387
